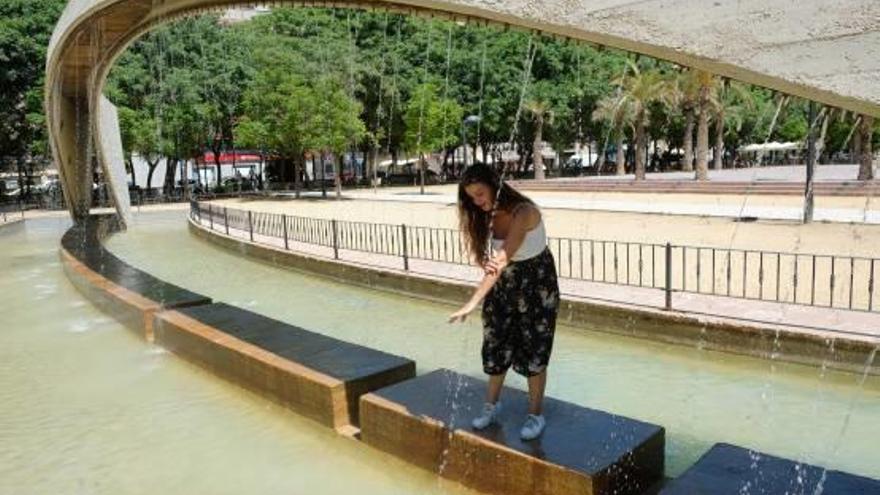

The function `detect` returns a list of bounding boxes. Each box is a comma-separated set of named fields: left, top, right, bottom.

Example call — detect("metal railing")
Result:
left=191, top=201, right=879, bottom=314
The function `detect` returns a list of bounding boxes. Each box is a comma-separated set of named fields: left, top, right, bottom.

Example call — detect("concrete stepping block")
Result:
left=360, top=369, right=664, bottom=495
left=660, top=443, right=880, bottom=494
left=153, top=302, right=415, bottom=430
left=60, top=216, right=210, bottom=339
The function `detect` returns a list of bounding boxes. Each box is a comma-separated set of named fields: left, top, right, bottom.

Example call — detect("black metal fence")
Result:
left=0, top=189, right=261, bottom=216
left=191, top=201, right=879, bottom=314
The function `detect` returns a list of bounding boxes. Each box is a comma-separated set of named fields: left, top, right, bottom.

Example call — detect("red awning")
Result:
left=197, top=151, right=263, bottom=166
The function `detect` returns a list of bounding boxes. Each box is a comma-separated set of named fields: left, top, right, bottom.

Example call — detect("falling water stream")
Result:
left=104, top=210, right=880, bottom=480
left=0, top=217, right=477, bottom=495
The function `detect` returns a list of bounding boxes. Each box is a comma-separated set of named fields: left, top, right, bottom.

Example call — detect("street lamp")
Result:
left=461, top=115, right=481, bottom=170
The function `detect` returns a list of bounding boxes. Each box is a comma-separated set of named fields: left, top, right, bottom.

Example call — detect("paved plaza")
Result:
left=201, top=191, right=880, bottom=342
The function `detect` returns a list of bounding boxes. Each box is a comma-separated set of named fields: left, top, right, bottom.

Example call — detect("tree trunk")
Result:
left=335, top=155, right=343, bottom=199
left=126, top=155, right=137, bottom=187
left=16, top=160, right=24, bottom=202
left=857, top=115, right=875, bottom=181
left=842, top=116, right=861, bottom=155
left=695, top=85, right=710, bottom=181
left=713, top=112, right=725, bottom=170
left=320, top=153, right=327, bottom=198
left=163, top=157, right=178, bottom=196
left=634, top=114, right=647, bottom=180
left=369, top=146, right=378, bottom=188
left=625, top=138, right=631, bottom=170
left=756, top=95, right=787, bottom=165
left=213, top=153, right=222, bottom=190
left=419, top=153, right=425, bottom=194
left=181, top=160, right=190, bottom=200
left=295, top=154, right=303, bottom=199
left=596, top=133, right=608, bottom=172
left=258, top=152, right=264, bottom=190
left=533, top=114, right=545, bottom=180
left=853, top=121, right=862, bottom=164
left=816, top=112, right=831, bottom=165
left=615, top=132, right=625, bottom=176
left=146, top=160, right=158, bottom=191
left=682, top=108, right=695, bottom=172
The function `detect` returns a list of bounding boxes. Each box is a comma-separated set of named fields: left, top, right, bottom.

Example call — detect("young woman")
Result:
left=448, top=163, right=560, bottom=441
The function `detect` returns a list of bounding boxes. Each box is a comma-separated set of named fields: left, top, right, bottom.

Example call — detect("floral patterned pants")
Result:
left=481, top=248, right=560, bottom=377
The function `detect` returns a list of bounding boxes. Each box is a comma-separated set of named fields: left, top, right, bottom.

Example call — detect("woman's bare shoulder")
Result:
left=512, top=202, right=541, bottom=229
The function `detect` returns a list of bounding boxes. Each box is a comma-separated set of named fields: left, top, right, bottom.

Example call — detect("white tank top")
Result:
left=491, top=219, right=547, bottom=262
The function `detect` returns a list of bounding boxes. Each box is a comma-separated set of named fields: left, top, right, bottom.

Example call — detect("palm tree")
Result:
left=814, top=107, right=833, bottom=164
left=671, top=70, right=702, bottom=172
left=615, top=61, right=673, bottom=180
left=592, top=92, right=633, bottom=176
left=693, top=70, right=721, bottom=181
left=754, top=93, right=789, bottom=166
left=858, top=114, right=875, bottom=181
left=524, top=97, right=553, bottom=181
left=710, top=80, right=754, bottom=170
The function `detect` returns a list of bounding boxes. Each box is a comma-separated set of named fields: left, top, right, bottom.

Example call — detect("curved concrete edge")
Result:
left=152, top=308, right=350, bottom=429
left=59, top=214, right=212, bottom=340
left=61, top=247, right=163, bottom=339
left=0, top=218, right=25, bottom=231
left=57, top=214, right=416, bottom=432
left=188, top=216, right=880, bottom=376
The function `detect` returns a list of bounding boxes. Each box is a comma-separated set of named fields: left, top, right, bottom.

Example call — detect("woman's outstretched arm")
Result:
left=448, top=270, right=501, bottom=323
left=448, top=204, right=539, bottom=323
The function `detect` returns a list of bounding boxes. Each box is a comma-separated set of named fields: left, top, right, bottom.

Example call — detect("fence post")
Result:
left=208, top=204, right=213, bottom=230
left=332, top=219, right=339, bottom=260
left=224, top=207, right=229, bottom=235
left=665, top=242, right=673, bottom=310
left=248, top=210, right=254, bottom=242
left=283, top=213, right=289, bottom=250
left=401, top=224, right=409, bottom=271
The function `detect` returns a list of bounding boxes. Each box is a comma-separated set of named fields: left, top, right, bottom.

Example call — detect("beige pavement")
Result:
left=202, top=194, right=880, bottom=340
left=215, top=188, right=880, bottom=257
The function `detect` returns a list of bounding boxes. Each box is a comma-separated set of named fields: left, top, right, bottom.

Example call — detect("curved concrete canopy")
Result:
left=46, top=0, right=880, bottom=222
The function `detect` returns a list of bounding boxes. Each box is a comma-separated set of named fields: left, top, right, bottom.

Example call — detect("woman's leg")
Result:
left=526, top=369, right=547, bottom=415
left=486, top=371, right=507, bottom=404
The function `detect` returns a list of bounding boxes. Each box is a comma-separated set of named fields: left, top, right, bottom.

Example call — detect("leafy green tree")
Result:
left=404, top=82, right=463, bottom=193
left=0, top=0, right=65, bottom=198
left=309, top=77, right=366, bottom=198
left=240, top=67, right=311, bottom=197
left=98, top=5, right=844, bottom=194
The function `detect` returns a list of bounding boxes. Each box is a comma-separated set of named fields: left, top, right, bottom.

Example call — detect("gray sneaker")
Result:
left=520, top=414, right=546, bottom=440
left=471, top=401, right=502, bottom=430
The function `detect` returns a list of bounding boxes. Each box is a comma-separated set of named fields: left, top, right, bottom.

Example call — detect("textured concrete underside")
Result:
left=45, top=0, right=880, bottom=221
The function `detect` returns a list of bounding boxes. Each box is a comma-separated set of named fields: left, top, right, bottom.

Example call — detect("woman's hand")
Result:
left=483, top=251, right=509, bottom=276
left=448, top=301, right=478, bottom=323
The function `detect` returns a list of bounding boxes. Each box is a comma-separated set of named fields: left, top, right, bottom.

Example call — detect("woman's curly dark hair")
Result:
left=457, top=163, right=533, bottom=264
